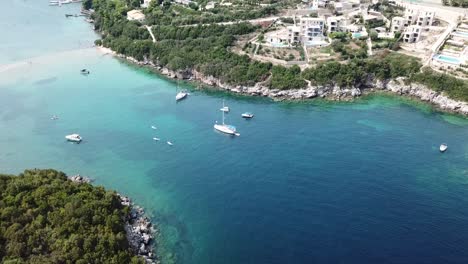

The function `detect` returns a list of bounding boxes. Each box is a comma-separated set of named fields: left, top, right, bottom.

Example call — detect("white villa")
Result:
left=300, top=17, right=326, bottom=42
left=404, top=8, right=434, bottom=27
left=265, top=17, right=326, bottom=47
left=127, top=10, right=145, bottom=22
left=389, top=7, right=435, bottom=43
left=402, top=25, right=422, bottom=43
left=327, top=16, right=350, bottom=33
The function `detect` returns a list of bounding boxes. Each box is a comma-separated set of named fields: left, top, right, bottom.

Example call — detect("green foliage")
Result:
left=412, top=69, right=468, bottom=101
left=441, top=0, right=468, bottom=7
left=0, top=169, right=143, bottom=264
left=302, top=52, right=421, bottom=87
left=270, top=65, right=306, bottom=90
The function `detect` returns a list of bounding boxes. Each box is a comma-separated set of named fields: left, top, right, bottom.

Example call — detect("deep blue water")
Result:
left=1, top=1, right=468, bottom=264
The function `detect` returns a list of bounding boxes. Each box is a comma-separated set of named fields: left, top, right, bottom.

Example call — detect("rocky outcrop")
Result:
left=110, top=50, right=468, bottom=116
left=67, top=174, right=159, bottom=263
left=384, top=78, right=468, bottom=115
left=117, top=194, right=160, bottom=264
left=69, top=174, right=92, bottom=183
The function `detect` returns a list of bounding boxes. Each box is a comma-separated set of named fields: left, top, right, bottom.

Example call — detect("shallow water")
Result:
left=1, top=1, right=468, bottom=264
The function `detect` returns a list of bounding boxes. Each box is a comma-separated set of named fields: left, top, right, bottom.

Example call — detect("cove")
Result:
left=1, top=1, right=468, bottom=264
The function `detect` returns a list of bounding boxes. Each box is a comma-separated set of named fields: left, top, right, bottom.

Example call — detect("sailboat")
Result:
left=214, top=104, right=239, bottom=136
left=220, top=99, right=229, bottom=112
left=175, top=81, right=188, bottom=101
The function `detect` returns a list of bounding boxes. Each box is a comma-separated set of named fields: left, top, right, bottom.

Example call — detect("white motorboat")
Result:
left=220, top=99, right=229, bottom=112
left=51, top=115, right=59, bottom=120
left=241, top=112, right=254, bottom=118
left=440, top=143, right=448, bottom=152
left=214, top=104, right=239, bottom=136
left=65, top=134, right=82, bottom=142
left=176, top=91, right=188, bottom=101
left=153, top=137, right=160, bottom=141
left=151, top=125, right=157, bottom=130
left=167, top=141, right=173, bottom=146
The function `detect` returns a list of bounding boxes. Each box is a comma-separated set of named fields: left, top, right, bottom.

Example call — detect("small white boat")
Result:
left=175, top=81, right=188, bottom=101
left=167, top=141, right=173, bottom=146
left=176, top=91, right=188, bottom=101
left=65, top=134, right=82, bottom=142
left=151, top=125, right=157, bottom=130
left=220, top=99, right=229, bottom=112
left=241, top=112, right=254, bottom=118
left=440, top=143, right=448, bottom=152
left=51, top=115, right=59, bottom=120
left=214, top=103, right=239, bottom=136
left=153, top=137, right=160, bottom=141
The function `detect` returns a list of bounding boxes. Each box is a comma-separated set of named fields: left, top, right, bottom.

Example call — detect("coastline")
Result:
left=69, top=174, right=160, bottom=264
left=96, top=46, right=468, bottom=117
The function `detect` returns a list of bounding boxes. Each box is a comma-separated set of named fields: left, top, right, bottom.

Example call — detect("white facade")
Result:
left=391, top=16, right=406, bottom=33
left=404, top=8, right=434, bottom=27
left=334, top=2, right=353, bottom=13
left=300, top=17, right=326, bottom=41
left=327, top=16, right=349, bottom=34
left=403, top=25, right=422, bottom=43
left=311, top=0, right=328, bottom=8
left=287, top=26, right=301, bottom=45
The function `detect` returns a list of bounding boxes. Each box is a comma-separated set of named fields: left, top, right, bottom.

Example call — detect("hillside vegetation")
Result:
left=0, top=169, right=144, bottom=264
left=85, top=0, right=468, bottom=101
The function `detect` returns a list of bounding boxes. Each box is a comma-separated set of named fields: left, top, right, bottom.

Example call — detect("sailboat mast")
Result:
left=222, top=108, right=225, bottom=125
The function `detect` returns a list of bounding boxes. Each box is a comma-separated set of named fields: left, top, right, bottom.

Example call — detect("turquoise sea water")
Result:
left=2, top=1, right=468, bottom=264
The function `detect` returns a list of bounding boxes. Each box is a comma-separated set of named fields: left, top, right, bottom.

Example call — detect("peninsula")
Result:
left=0, top=169, right=158, bottom=264
left=83, top=0, right=468, bottom=115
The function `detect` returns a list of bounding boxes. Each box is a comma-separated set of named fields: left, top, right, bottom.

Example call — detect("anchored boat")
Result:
left=65, top=134, right=82, bottom=143
left=220, top=99, right=229, bottom=112
left=440, top=143, right=448, bottom=152
left=241, top=112, right=254, bottom=118
left=214, top=103, right=239, bottom=136
left=175, top=81, right=188, bottom=101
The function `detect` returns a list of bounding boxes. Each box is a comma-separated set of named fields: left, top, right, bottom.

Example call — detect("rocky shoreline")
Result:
left=68, top=174, right=159, bottom=264
left=118, top=194, right=160, bottom=264
left=101, top=47, right=468, bottom=117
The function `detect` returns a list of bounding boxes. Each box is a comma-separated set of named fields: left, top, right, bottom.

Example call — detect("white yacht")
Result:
left=175, top=81, right=188, bottom=101
left=440, top=143, right=448, bottom=152
left=176, top=91, right=188, bottom=101
left=65, top=134, right=82, bottom=142
left=220, top=99, right=229, bottom=112
left=214, top=104, right=239, bottom=136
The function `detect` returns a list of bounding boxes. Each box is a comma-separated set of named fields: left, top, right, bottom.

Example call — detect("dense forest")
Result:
left=0, top=169, right=144, bottom=264
left=84, top=0, right=468, bottom=101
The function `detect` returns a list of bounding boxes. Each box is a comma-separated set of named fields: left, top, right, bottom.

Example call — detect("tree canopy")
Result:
left=0, top=169, right=144, bottom=264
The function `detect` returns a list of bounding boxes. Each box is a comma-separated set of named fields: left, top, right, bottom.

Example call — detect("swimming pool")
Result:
left=352, top=32, right=362, bottom=38
left=434, top=54, right=462, bottom=64
left=452, top=31, right=468, bottom=38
